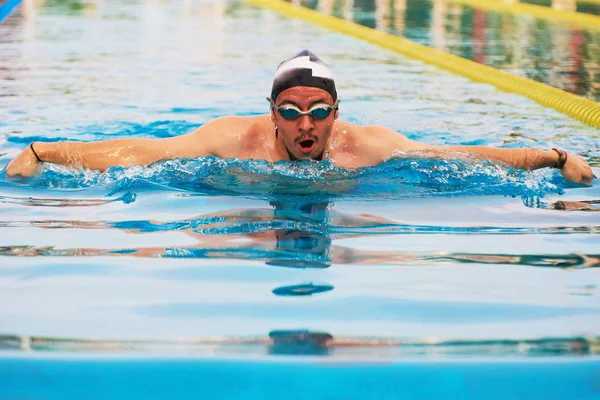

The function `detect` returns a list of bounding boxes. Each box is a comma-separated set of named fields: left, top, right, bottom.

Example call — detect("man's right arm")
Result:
left=5, top=116, right=237, bottom=177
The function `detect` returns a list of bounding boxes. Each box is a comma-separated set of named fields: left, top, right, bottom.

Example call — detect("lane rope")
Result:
left=249, top=0, right=600, bottom=128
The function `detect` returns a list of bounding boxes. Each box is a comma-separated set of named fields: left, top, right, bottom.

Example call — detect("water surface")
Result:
left=0, top=0, right=599, bottom=356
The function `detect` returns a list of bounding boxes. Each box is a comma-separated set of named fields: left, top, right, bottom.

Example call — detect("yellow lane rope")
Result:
left=249, top=0, right=600, bottom=128
left=444, top=0, right=600, bottom=32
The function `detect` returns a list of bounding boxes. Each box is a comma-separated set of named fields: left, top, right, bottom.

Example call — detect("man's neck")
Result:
left=285, top=146, right=325, bottom=162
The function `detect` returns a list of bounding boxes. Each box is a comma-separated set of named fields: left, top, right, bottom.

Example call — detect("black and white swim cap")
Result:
left=270, top=50, right=337, bottom=102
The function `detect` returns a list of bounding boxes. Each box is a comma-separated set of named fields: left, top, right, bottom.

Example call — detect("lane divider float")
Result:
left=249, top=0, right=600, bottom=128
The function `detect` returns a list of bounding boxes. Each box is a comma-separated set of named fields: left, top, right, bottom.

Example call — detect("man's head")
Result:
left=269, top=50, right=339, bottom=161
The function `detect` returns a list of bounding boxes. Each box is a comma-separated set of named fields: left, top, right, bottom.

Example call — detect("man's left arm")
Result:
left=436, top=145, right=593, bottom=184
left=369, top=126, right=595, bottom=184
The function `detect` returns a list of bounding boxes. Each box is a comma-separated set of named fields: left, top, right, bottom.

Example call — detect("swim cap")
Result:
left=270, top=50, right=337, bottom=103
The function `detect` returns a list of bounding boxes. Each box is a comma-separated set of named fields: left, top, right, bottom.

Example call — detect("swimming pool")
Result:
left=1, top=0, right=599, bottom=398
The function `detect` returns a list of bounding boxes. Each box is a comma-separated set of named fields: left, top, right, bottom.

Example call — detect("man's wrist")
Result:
left=551, top=148, right=568, bottom=169
left=33, top=142, right=55, bottom=164
left=30, top=143, right=42, bottom=162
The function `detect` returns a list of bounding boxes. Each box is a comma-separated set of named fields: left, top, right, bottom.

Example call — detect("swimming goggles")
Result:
left=268, top=98, right=339, bottom=120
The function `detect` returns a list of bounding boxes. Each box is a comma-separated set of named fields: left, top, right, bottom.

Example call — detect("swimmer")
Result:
left=5, top=50, right=595, bottom=184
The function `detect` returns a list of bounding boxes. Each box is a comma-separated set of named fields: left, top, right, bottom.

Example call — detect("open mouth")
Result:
left=298, top=138, right=316, bottom=154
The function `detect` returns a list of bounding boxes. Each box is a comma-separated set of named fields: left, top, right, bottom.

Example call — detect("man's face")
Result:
left=271, top=86, right=339, bottom=161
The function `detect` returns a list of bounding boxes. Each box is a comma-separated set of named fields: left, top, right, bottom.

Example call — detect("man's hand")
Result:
left=5, top=145, right=42, bottom=178
left=561, top=152, right=594, bottom=185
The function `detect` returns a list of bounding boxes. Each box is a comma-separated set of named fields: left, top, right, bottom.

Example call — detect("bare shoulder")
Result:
left=330, top=121, right=416, bottom=167
left=335, top=121, right=410, bottom=142
left=187, top=114, right=271, bottom=157
left=190, top=115, right=264, bottom=138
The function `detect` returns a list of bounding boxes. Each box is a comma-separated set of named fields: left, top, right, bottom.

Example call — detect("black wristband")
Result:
left=30, top=143, right=43, bottom=163
left=551, top=148, right=567, bottom=169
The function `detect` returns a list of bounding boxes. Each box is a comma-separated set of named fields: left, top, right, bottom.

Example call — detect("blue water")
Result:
left=1, top=0, right=600, bottom=398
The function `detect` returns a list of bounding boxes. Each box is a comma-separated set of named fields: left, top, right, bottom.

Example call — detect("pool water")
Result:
left=1, top=0, right=599, bottom=398
left=521, top=0, right=600, bottom=16
left=315, top=0, right=600, bottom=102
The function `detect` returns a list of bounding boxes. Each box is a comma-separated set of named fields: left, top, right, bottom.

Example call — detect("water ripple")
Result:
left=6, top=157, right=563, bottom=201
left=0, top=244, right=597, bottom=269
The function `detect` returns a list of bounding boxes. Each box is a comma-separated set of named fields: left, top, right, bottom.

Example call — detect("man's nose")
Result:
left=297, top=114, right=314, bottom=132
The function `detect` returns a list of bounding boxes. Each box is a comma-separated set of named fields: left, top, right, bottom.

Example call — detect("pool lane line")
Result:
left=249, top=0, right=600, bottom=129
left=0, top=0, right=22, bottom=24
left=444, top=0, right=600, bottom=32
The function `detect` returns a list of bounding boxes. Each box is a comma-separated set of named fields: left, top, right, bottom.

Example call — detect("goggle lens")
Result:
left=310, top=107, right=333, bottom=119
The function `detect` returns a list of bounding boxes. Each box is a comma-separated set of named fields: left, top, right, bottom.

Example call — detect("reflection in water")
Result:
left=0, top=197, right=599, bottom=270
left=268, top=330, right=333, bottom=355
left=352, top=0, right=377, bottom=28
left=2, top=244, right=598, bottom=268
left=552, top=0, right=577, bottom=12
left=0, top=332, right=596, bottom=356
left=0, top=192, right=136, bottom=207
left=577, top=2, right=600, bottom=16
left=272, top=283, right=335, bottom=296
left=552, top=199, right=600, bottom=211
left=306, top=0, right=600, bottom=101
left=431, top=0, right=447, bottom=52
left=391, top=0, right=406, bottom=35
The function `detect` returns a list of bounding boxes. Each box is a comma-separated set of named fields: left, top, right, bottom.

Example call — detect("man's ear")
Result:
left=334, top=108, right=339, bottom=120
left=270, top=109, right=277, bottom=125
